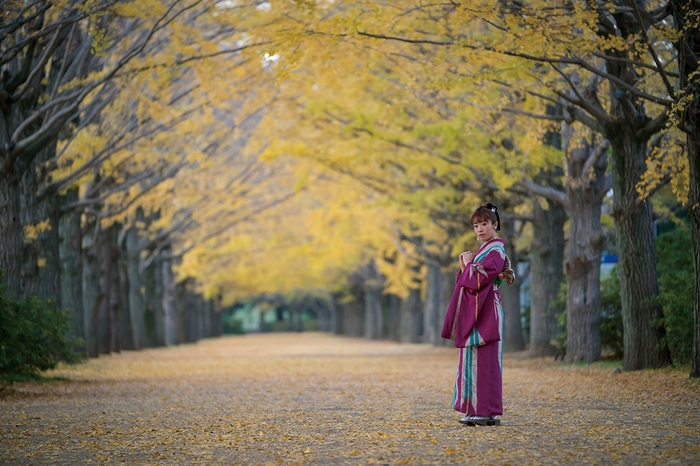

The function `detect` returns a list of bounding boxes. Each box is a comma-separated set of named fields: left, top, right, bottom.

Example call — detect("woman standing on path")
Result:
left=441, top=203, right=513, bottom=426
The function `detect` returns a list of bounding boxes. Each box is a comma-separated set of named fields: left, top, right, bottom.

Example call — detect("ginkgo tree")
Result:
left=248, top=0, right=696, bottom=371
left=1, top=0, right=292, bottom=355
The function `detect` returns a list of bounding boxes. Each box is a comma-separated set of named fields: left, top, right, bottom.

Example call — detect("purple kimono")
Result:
left=441, top=238, right=507, bottom=416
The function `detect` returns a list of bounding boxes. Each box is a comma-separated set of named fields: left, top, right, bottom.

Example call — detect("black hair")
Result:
left=470, top=202, right=501, bottom=231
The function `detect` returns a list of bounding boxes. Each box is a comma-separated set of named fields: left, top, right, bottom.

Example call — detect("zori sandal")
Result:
left=466, top=416, right=500, bottom=426
left=458, top=415, right=474, bottom=424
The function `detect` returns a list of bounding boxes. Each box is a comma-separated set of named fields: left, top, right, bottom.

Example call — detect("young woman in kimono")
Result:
left=441, top=203, right=514, bottom=426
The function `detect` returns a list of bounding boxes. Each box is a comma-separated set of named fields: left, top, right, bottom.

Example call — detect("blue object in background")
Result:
left=601, top=254, right=618, bottom=264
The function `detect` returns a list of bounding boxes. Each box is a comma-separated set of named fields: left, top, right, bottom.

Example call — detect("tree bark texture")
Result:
left=0, top=178, right=22, bottom=298
left=330, top=293, right=342, bottom=335
left=689, top=136, right=700, bottom=378
left=183, top=284, right=200, bottom=342
left=609, top=134, right=671, bottom=370
left=670, top=0, right=700, bottom=377
left=152, top=253, right=166, bottom=346
left=126, top=225, right=146, bottom=350
left=82, top=225, right=100, bottom=358
left=363, top=285, right=383, bottom=339
left=143, top=255, right=160, bottom=347
left=563, top=136, right=608, bottom=363
left=97, top=226, right=113, bottom=355
left=175, top=281, right=188, bottom=344
left=19, top=146, right=61, bottom=303
left=362, top=261, right=384, bottom=339
left=529, top=200, right=567, bottom=357
left=501, top=220, right=524, bottom=352
left=386, top=294, right=401, bottom=341
left=118, top=242, right=134, bottom=351
left=342, top=285, right=364, bottom=337
left=108, top=226, right=121, bottom=354
left=162, top=252, right=178, bottom=346
left=59, top=189, right=84, bottom=344
left=209, top=297, right=223, bottom=338
left=400, top=287, right=423, bottom=343
left=423, top=262, right=441, bottom=345
left=435, top=269, right=454, bottom=347
left=317, top=297, right=331, bottom=333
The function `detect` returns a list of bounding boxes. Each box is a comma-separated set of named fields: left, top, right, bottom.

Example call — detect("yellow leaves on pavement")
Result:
left=2, top=333, right=700, bottom=464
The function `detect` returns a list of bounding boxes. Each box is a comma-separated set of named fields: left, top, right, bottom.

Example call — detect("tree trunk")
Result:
left=331, top=293, right=343, bottom=335
left=204, top=299, right=212, bottom=338
left=97, top=226, right=113, bottom=355
left=198, top=295, right=208, bottom=339
left=363, top=285, right=383, bottom=339
left=212, top=295, right=223, bottom=337
left=126, top=225, right=146, bottom=350
left=19, top=146, right=61, bottom=303
left=670, top=0, right=700, bottom=377
left=609, top=134, right=671, bottom=370
left=175, top=281, right=188, bottom=344
left=162, top=251, right=178, bottom=346
left=143, top=254, right=159, bottom=347
left=362, top=261, right=384, bottom=339
left=423, top=262, right=441, bottom=345
left=118, top=240, right=134, bottom=351
left=108, top=226, right=121, bottom=354
left=690, top=137, right=700, bottom=378
left=317, top=297, right=331, bottom=332
left=82, top=225, right=100, bottom=358
left=183, top=285, right=199, bottom=342
left=603, top=19, right=671, bottom=370
left=400, top=287, right=423, bottom=343
left=59, top=189, right=84, bottom=346
left=152, top=253, right=166, bottom=346
left=0, top=171, right=23, bottom=298
left=564, top=135, right=608, bottom=363
left=434, top=269, right=453, bottom=347
left=529, top=200, right=567, bottom=357
left=291, top=301, right=303, bottom=333
left=342, top=285, right=364, bottom=337
left=386, top=294, right=401, bottom=341
left=501, top=220, right=525, bottom=352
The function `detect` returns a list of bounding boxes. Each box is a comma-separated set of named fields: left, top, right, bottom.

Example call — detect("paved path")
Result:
left=2, top=333, right=699, bottom=464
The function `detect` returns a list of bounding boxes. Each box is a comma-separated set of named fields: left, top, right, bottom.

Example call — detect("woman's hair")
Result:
left=470, top=202, right=501, bottom=231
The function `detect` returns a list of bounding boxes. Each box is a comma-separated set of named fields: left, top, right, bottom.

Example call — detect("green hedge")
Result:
left=0, top=274, right=85, bottom=381
left=656, top=227, right=694, bottom=365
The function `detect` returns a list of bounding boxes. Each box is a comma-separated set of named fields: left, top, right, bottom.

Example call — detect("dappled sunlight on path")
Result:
left=2, top=333, right=699, bottom=464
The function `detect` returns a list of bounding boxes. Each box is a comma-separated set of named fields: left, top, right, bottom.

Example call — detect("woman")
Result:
left=441, top=202, right=513, bottom=426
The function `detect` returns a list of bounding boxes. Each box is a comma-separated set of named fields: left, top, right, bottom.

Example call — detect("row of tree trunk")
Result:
left=29, top=192, right=222, bottom=358
left=321, top=252, right=529, bottom=352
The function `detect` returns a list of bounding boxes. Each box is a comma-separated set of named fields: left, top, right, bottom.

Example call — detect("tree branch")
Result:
left=518, top=179, right=568, bottom=207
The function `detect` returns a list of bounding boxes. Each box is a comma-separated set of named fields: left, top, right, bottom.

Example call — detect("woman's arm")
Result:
left=458, top=246, right=506, bottom=293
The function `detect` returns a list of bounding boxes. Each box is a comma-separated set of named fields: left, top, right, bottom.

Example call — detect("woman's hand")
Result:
left=459, top=251, right=475, bottom=272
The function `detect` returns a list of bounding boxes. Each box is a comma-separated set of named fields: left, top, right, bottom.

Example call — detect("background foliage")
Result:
left=0, top=274, right=85, bottom=381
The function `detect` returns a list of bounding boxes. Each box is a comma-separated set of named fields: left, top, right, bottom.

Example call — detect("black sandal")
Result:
left=465, top=416, right=500, bottom=426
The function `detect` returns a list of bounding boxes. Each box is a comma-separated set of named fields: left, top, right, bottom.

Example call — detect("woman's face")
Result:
left=473, top=219, right=497, bottom=241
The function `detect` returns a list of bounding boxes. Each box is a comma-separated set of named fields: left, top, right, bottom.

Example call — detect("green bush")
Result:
left=0, top=275, right=85, bottom=381
left=222, top=317, right=245, bottom=335
left=302, top=319, right=320, bottom=331
left=599, top=266, right=623, bottom=359
left=656, top=227, right=694, bottom=365
left=552, top=282, right=567, bottom=356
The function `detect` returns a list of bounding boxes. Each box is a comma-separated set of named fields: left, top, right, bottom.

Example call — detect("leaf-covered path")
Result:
left=2, top=333, right=699, bottom=465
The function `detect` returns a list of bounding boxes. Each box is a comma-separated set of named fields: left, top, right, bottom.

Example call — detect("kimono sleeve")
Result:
left=457, top=246, right=506, bottom=293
